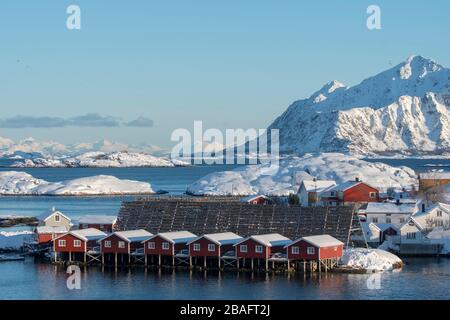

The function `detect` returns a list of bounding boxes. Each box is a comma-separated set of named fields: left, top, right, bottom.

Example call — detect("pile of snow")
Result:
left=11, top=151, right=189, bottom=168
left=268, top=56, right=450, bottom=156
left=187, top=153, right=417, bottom=196
left=340, top=248, right=403, bottom=272
left=0, top=231, right=33, bottom=250
left=0, top=171, right=154, bottom=195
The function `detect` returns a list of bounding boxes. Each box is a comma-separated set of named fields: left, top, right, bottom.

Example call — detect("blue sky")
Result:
left=1, top=0, right=449, bottom=147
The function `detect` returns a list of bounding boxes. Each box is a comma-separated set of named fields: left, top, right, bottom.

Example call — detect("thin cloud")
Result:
left=0, top=114, right=120, bottom=128
left=124, top=116, right=154, bottom=127
left=69, top=113, right=120, bottom=127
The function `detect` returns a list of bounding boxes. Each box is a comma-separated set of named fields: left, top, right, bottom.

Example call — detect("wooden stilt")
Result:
left=189, top=256, right=193, bottom=269
left=69, top=252, right=72, bottom=262
left=251, top=258, right=254, bottom=271
left=102, top=253, right=104, bottom=265
left=204, top=257, right=207, bottom=269
left=144, top=254, right=148, bottom=267
left=115, top=253, right=118, bottom=268
left=218, top=256, right=221, bottom=269
left=265, top=258, right=269, bottom=272
left=158, top=254, right=161, bottom=267
left=172, top=255, right=175, bottom=267
left=84, top=252, right=87, bottom=265
left=287, top=259, right=291, bottom=272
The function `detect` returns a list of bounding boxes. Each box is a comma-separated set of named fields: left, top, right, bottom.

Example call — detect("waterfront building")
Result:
left=78, top=215, right=118, bottom=232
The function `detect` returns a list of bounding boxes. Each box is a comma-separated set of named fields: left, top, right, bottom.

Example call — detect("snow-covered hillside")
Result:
left=11, top=151, right=189, bottom=168
left=269, top=56, right=450, bottom=156
left=0, top=171, right=154, bottom=195
left=187, top=153, right=417, bottom=196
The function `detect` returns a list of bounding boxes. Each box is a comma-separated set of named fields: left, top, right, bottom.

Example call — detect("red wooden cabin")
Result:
left=35, top=226, right=68, bottom=245
left=285, top=235, right=343, bottom=261
left=188, top=232, right=243, bottom=258
left=240, top=195, right=272, bottom=205
left=321, top=178, right=380, bottom=205
left=143, top=231, right=197, bottom=256
left=234, top=233, right=291, bottom=260
left=78, top=215, right=118, bottom=233
left=99, top=229, right=152, bottom=254
left=53, top=228, right=107, bottom=261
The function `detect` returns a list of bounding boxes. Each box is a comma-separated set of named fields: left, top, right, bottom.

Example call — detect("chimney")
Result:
left=52, top=206, right=56, bottom=212
left=355, top=177, right=360, bottom=182
left=421, top=203, right=426, bottom=213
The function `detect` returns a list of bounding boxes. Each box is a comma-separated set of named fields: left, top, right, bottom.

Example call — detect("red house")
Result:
left=234, top=233, right=291, bottom=269
left=35, top=226, right=68, bottom=245
left=53, top=228, right=107, bottom=262
left=285, top=235, right=343, bottom=261
left=187, top=232, right=243, bottom=268
left=78, top=215, right=117, bottom=232
left=240, top=195, right=273, bottom=205
left=100, top=229, right=152, bottom=254
left=321, top=178, right=380, bottom=205
left=143, top=231, right=197, bottom=265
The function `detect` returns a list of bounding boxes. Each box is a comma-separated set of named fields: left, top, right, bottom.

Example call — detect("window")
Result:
left=386, top=217, right=392, bottom=223
left=162, top=242, right=170, bottom=250
left=104, top=241, right=112, bottom=248
left=330, top=191, right=335, bottom=197
left=437, top=210, right=443, bottom=217
left=58, top=239, right=66, bottom=247
left=407, top=232, right=416, bottom=240
left=193, top=243, right=201, bottom=251
left=369, top=192, right=377, bottom=199
left=55, top=215, right=60, bottom=222
left=255, top=245, right=263, bottom=253
left=372, top=217, right=378, bottom=223
left=74, top=240, right=81, bottom=247
left=400, top=218, right=405, bottom=223
left=148, top=242, right=155, bottom=250
left=436, top=220, right=444, bottom=227
left=118, top=241, right=125, bottom=248
left=208, top=244, right=216, bottom=252
left=291, top=246, right=299, bottom=255
left=240, top=245, right=248, bottom=253
left=307, top=247, right=315, bottom=255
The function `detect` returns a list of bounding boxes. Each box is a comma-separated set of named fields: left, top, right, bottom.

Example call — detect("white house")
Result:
left=297, top=180, right=336, bottom=207
left=360, top=201, right=420, bottom=228
left=39, top=208, right=73, bottom=231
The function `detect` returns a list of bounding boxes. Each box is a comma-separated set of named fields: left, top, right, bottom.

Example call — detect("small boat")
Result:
left=0, top=254, right=26, bottom=262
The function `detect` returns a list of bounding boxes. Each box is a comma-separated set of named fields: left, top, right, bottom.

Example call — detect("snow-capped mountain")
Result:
left=269, top=56, right=450, bottom=156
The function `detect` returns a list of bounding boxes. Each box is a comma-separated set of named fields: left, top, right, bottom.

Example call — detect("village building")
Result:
left=419, top=171, right=450, bottom=192
left=320, top=178, right=380, bottom=206
left=38, top=208, right=72, bottom=231
left=360, top=223, right=399, bottom=247
left=297, top=180, right=337, bottom=207
left=234, top=233, right=291, bottom=271
left=78, top=215, right=118, bottom=232
left=99, top=229, right=152, bottom=266
left=359, top=201, right=420, bottom=228
left=35, top=226, right=68, bottom=245
left=240, top=195, right=273, bottom=205
left=187, top=232, right=243, bottom=268
left=143, top=231, right=197, bottom=266
left=53, top=228, right=107, bottom=263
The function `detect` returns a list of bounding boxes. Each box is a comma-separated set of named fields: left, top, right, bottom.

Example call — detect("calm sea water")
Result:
left=0, top=158, right=449, bottom=300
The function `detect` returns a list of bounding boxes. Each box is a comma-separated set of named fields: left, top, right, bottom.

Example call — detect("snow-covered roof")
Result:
left=149, top=231, right=197, bottom=244
left=109, top=230, right=153, bottom=243
left=78, top=215, right=117, bottom=225
left=329, top=180, right=378, bottom=192
left=39, top=210, right=71, bottom=222
left=370, top=223, right=399, bottom=232
left=300, top=180, right=336, bottom=193
left=62, top=228, right=107, bottom=242
left=235, top=233, right=291, bottom=247
left=364, top=202, right=418, bottom=214
left=294, top=235, right=343, bottom=248
left=189, top=232, right=243, bottom=246
left=240, top=195, right=269, bottom=203
left=409, top=203, right=450, bottom=230
left=420, top=171, right=450, bottom=180
left=36, top=226, right=68, bottom=234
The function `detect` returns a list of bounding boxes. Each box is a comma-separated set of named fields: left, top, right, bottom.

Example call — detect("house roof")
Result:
left=370, top=223, right=399, bottom=232
left=240, top=195, right=269, bottom=203
left=235, top=233, right=291, bottom=248
left=409, top=203, right=450, bottom=230
left=188, top=232, right=243, bottom=246
left=291, top=235, right=343, bottom=248
left=300, top=180, right=336, bottom=193
left=39, top=210, right=71, bottom=222
left=36, top=226, right=68, bottom=234
left=328, top=180, right=378, bottom=193
left=78, top=215, right=117, bottom=225
left=364, top=202, right=419, bottom=215
left=147, top=231, right=197, bottom=244
left=109, top=230, right=153, bottom=243
left=55, top=228, right=107, bottom=242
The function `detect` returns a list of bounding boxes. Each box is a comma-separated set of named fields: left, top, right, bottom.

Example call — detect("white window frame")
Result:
left=369, top=192, right=377, bottom=199
left=386, top=217, right=392, bottom=223
left=240, top=245, right=248, bottom=253
left=437, top=210, right=443, bottom=217
left=118, top=241, right=126, bottom=249
left=193, top=243, right=201, bottom=252
left=55, top=215, right=60, bottom=222
left=291, top=246, right=299, bottom=255
left=162, top=242, right=170, bottom=250
left=148, top=242, right=155, bottom=250
left=73, top=240, right=82, bottom=247
left=208, top=244, right=216, bottom=252
left=372, top=217, right=378, bottom=223
left=58, top=239, right=66, bottom=247
left=104, top=241, right=112, bottom=248
left=407, top=232, right=416, bottom=240
left=307, top=247, right=315, bottom=255
left=255, top=245, right=263, bottom=253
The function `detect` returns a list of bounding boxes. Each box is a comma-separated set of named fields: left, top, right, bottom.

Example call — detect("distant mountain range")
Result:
left=269, top=56, right=450, bottom=157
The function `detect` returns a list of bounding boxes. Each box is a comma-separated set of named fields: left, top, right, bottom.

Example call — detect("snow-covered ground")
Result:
left=0, top=171, right=154, bottom=195
left=11, top=151, right=189, bottom=168
left=187, top=153, right=417, bottom=196
left=340, top=248, right=403, bottom=272
left=0, top=231, right=33, bottom=250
